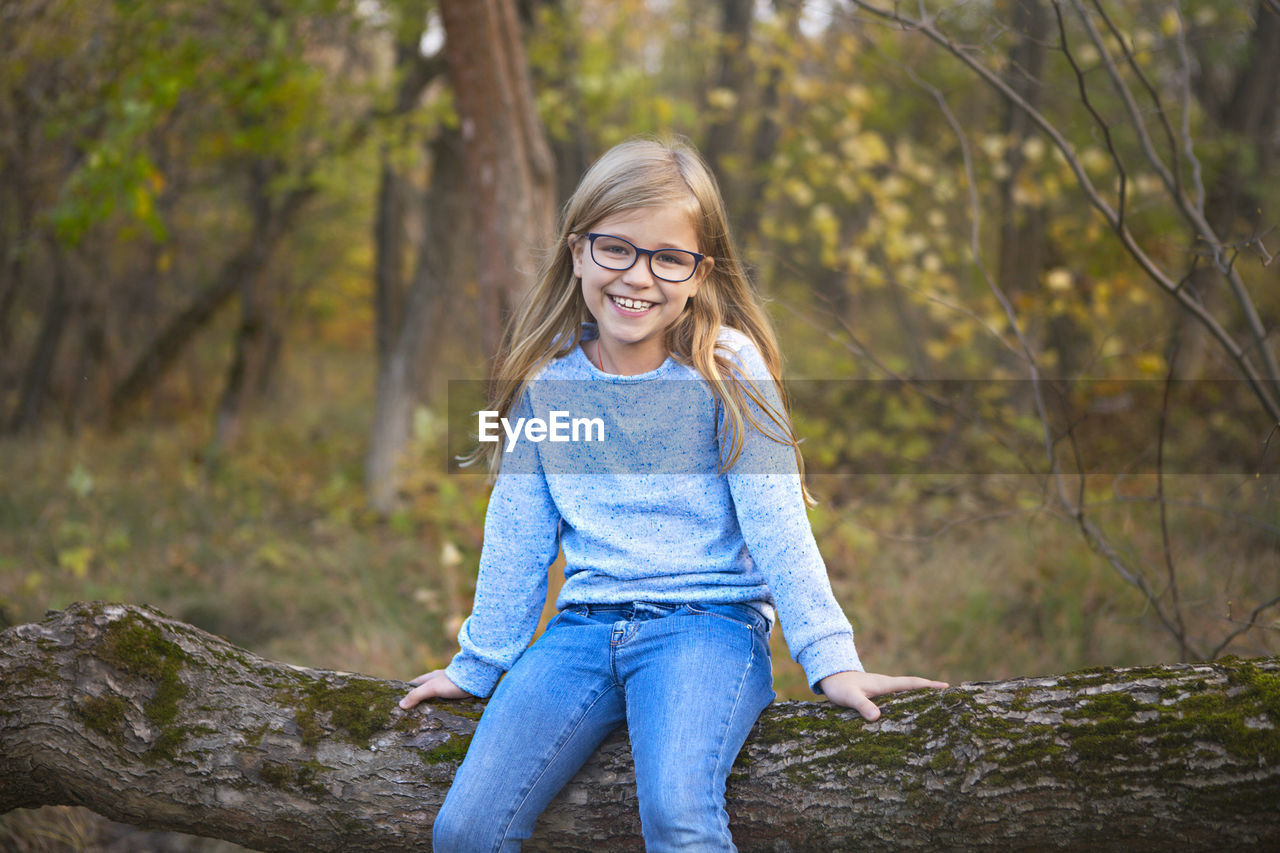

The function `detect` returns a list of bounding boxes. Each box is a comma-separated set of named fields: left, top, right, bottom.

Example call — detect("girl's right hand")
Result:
left=399, top=669, right=472, bottom=709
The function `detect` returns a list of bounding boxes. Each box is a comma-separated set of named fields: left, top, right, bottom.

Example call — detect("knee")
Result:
left=432, top=796, right=488, bottom=853
left=638, top=780, right=732, bottom=850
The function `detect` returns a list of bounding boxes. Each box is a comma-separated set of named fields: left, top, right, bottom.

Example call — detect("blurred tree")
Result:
left=365, top=1, right=463, bottom=513
left=439, top=0, right=555, bottom=353
left=0, top=0, right=382, bottom=438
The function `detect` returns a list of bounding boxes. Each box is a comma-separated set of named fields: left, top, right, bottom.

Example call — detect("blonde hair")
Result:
left=482, top=135, right=814, bottom=504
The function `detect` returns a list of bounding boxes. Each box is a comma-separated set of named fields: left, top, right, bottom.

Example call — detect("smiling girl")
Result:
left=400, top=136, right=946, bottom=852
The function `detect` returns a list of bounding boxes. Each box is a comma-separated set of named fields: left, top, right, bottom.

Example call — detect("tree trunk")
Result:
left=439, top=0, right=555, bottom=353
left=2, top=603, right=1278, bottom=852
left=5, top=238, right=73, bottom=434
left=366, top=132, right=467, bottom=513
left=703, top=0, right=755, bottom=183
left=366, top=43, right=454, bottom=514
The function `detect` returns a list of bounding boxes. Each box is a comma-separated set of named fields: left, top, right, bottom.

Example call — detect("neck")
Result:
left=594, top=338, right=666, bottom=376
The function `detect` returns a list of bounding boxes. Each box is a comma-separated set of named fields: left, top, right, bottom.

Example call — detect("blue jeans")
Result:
left=432, top=601, right=776, bottom=852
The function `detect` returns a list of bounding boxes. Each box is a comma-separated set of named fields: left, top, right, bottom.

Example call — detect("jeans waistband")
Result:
left=569, top=601, right=771, bottom=632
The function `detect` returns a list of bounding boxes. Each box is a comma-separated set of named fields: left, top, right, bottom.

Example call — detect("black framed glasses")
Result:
left=585, top=233, right=705, bottom=283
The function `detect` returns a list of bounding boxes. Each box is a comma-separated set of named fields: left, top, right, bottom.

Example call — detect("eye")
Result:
left=655, top=251, right=693, bottom=267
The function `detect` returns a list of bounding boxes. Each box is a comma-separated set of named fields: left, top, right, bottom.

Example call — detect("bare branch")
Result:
left=843, top=0, right=1280, bottom=421
left=1068, top=0, right=1280, bottom=396
left=1053, top=2, right=1130, bottom=229
left=1172, top=0, right=1206, bottom=211
left=1211, top=594, right=1280, bottom=659
left=1086, top=0, right=1185, bottom=201
left=1156, top=336, right=1191, bottom=660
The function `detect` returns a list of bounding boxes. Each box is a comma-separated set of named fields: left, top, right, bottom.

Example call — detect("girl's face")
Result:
left=569, top=204, right=711, bottom=374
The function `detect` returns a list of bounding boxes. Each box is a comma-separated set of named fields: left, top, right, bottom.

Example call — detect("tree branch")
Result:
left=843, top=0, right=1280, bottom=422
left=3, top=603, right=1280, bottom=851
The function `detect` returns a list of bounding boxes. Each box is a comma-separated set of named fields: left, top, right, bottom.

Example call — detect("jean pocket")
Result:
left=683, top=603, right=771, bottom=640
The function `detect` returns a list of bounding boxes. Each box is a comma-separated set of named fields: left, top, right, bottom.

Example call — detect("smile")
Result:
left=609, top=295, right=656, bottom=313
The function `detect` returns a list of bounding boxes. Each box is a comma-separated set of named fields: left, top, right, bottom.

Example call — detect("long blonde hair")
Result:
left=483, top=135, right=814, bottom=504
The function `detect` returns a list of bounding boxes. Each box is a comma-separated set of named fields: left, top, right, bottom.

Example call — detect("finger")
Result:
left=877, top=676, right=949, bottom=695
left=399, top=681, right=438, bottom=710
left=852, top=693, right=881, bottom=722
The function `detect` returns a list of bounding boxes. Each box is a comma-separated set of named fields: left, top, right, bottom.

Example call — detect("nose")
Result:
left=619, top=253, right=657, bottom=288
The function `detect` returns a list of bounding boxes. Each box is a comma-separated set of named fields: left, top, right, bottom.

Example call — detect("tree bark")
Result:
left=2, top=603, right=1279, bottom=851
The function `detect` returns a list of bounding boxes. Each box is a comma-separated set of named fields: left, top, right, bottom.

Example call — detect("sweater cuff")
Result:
left=797, top=632, right=864, bottom=695
left=444, top=654, right=505, bottom=700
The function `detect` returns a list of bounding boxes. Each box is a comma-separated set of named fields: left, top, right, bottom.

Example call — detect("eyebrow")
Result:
left=599, top=231, right=699, bottom=252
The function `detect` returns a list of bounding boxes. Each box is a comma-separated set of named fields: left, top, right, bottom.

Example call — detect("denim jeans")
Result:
left=432, top=601, right=776, bottom=852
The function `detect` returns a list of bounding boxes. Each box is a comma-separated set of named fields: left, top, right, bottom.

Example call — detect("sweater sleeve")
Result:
left=720, top=339, right=864, bottom=693
left=444, top=391, right=562, bottom=698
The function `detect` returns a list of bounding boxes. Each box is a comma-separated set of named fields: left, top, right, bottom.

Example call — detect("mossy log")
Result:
left=1, top=602, right=1278, bottom=851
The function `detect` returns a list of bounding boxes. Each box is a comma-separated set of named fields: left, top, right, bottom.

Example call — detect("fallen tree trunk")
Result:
left=1, top=603, right=1277, bottom=851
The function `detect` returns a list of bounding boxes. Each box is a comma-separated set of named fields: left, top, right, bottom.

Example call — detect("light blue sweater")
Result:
left=445, top=324, right=863, bottom=698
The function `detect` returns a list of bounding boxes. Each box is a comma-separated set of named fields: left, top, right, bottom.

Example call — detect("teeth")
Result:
left=611, top=295, right=653, bottom=311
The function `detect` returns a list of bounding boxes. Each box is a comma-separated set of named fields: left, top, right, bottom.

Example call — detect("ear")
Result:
left=568, top=233, right=585, bottom=277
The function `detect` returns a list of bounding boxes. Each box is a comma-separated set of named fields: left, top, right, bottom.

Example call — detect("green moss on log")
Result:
left=276, top=677, right=406, bottom=748
left=77, top=694, right=128, bottom=743
left=423, top=734, right=473, bottom=764
left=98, top=613, right=191, bottom=761
left=259, top=759, right=331, bottom=796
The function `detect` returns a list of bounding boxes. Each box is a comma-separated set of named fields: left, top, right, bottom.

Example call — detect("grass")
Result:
left=1, top=344, right=1277, bottom=847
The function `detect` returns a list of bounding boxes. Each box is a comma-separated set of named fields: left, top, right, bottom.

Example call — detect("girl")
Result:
left=400, top=136, right=947, bottom=851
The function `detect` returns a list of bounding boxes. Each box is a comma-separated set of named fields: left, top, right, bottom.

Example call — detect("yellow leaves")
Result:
left=706, top=87, right=738, bottom=110
left=1193, top=6, right=1217, bottom=26
left=58, top=546, right=95, bottom=579
left=784, top=177, right=815, bottom=208
left=133, top=184, right=154, bottom=220
left=834, top=170, right=859, bottom=202
left=924, top=337, right=951, bottom=362
left=843, top=246, right=869, bottom=271
left=979, top=134, right=1008, bottom=160
left=879, top=174, right=910, bottom=199
left=882, top=200, right=910, bottom=228
left=841, top=131, right=889, bottom=168
left=1159, top=8, right=1181, bottom=38
left=1136, top=354, right=1165, bottom=376
left=811, top=203, right=840, bottom=267
left=1011, top=177, right=1044, bottom=208
left=844, top=84, right=871, bottom=111
left=790, top=75, right=820, bottom=101
left=1045, top=268, right=1074, bottom=293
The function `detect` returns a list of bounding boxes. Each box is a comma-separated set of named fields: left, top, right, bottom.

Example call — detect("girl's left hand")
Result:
left=818, top=670, right=949, bottom=721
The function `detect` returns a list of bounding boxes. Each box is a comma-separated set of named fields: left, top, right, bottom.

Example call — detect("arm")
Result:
left=401, top=392, right=562, bottom=707
left=722, top=340, right=946, bottom=715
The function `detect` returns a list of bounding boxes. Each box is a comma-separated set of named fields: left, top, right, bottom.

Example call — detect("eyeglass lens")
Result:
left=590, top=235, right=698, bottom=283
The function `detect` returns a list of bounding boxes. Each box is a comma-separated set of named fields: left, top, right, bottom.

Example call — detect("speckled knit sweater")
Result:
left=444, top=324, right=863, bottom=698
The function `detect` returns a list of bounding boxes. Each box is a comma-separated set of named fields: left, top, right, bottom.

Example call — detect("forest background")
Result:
left=1, top=0, right=1278, bottom=846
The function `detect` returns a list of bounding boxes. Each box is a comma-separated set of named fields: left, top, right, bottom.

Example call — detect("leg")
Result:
left=617, top=604, right=776, bottom=853
left=433, top=610, right=626, bottom=853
